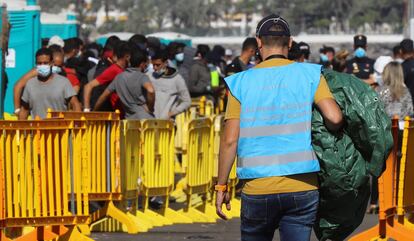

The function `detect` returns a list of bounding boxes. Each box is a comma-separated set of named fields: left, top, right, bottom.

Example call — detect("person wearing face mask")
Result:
left=225, top=37, right=258, bottom=76
left=13, top=45, right=80, bottom=116
left=18, top=48, right=81, bottom=120
left=94, top=50, right=155, bottom=120
left=345, top=34, right=376, bottom=85
left=49, top=44, right=81, bottom=94
left=83, top=41, right=131, bottom=113
left=148, top=50, right=191, bottom=119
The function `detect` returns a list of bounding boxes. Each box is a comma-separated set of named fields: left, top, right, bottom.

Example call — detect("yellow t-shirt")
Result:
left=225, top=58, right=334, bottom=195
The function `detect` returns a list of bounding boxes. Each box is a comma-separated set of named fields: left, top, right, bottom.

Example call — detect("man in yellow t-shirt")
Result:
left=215, top=14, right=343, bottom=241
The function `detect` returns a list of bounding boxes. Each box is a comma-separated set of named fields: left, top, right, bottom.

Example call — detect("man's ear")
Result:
left=288, top=37, right=293, bottom=49
left=255, top=37, right=262, bottom=50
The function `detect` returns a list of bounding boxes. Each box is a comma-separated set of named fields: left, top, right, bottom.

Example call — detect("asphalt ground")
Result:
left=91, top=212, right=378, bottom=241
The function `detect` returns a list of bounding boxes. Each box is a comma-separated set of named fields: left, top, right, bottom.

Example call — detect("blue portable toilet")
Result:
left=41, top=11, right=79, bottom=39
left=3, top=0, right=40, bottom=114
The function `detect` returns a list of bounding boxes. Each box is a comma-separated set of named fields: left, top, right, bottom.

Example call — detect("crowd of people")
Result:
left=8, top=13, right=412, bottom=241
left=13, top=31, right=414, bottom=122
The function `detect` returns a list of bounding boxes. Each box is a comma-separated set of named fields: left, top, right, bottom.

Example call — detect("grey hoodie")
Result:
left=148, top=67, right=191, bottom=119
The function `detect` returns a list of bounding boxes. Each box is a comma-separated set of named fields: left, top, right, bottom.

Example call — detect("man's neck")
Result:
left=261, top=47, right=288, bottom=61
left=116, top=60, right=126, bottom=69
left=239, top=53, right=251, bottom=65
left=38, top=74, right=54, bottom=83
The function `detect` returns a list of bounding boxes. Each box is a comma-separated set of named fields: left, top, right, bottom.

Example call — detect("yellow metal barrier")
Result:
left=0, top=120, right=91, bottom=241
left=177, top=118, right=217, bottom=223
left=138, top=120, right=192, bottom=225
left=47, top=111, right=140, bottom=234
left=397, top=117, right=414, bottom=229
left=174, top=108, right=197, bottom=175
left=210, top=115, right=240, bottom=219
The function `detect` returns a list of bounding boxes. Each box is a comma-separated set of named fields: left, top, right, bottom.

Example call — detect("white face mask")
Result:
left=37, top=64, right=52, bottom=78
left=52, top=66, right=62, bottom=74
left=175, top=53, right=184, bottom=62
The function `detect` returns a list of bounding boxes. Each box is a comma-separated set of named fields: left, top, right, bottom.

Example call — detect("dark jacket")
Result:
left=312, top=69, right=393, bottom=241
left=188, top=59, right=211, bottom=97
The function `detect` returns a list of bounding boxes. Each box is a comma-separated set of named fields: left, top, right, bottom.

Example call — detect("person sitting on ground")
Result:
left=148, top=49, right=191, bottom=119
left=94, top=50, right=155, bottom=120
left=83, top=41, right=131, bottom=112
left=19, top=48, right=81, bottom=119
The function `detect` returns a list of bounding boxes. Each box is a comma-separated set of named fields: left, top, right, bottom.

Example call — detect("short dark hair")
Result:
left=36, top=48, right=53, bottom=61
left=48, top=44, right=63, bottom=54
left=74, top=37, right=84, bottom=47
left=105, top=35, right=121, bottom=48
left=63, top=38, right=80, bottom=53
left=400, top=39, right=413, bottom=54
left=323, top=46, right=335, bottom=54
left=259, top=25, right=290, bottom=48
left=152, top=49, right=169, bottom=62
left=130, top=50, right=148, bottom=67
left=242, top=37, right=258, bottom=51
left=196, top=44, right=210, bottom=59
left=393, top=45, right=402, bottom=56
left=114, top=41, right=132, bottom=59
left=288, top=41, right=301, bottom=61
left=128, top=34, right=147, bottom=48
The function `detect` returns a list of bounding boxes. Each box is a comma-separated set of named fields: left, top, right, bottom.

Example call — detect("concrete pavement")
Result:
left=91, top=214, right=378, bottom=241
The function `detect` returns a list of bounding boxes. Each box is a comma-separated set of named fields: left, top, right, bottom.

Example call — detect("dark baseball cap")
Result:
left=256, top=14, right=290, bottom=37
left=400, top=39, right=414, bottom=53
left=354, top=34, right=367, bottom=47
left=298, top=42, right=310, bottom=55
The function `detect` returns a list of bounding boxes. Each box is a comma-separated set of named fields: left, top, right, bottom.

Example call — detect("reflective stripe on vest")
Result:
left=225, top=62, right=322, bottom=179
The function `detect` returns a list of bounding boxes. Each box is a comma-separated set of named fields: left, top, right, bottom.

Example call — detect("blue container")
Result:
left=41, top=12, right=79, bottom=39
left=3, top=0, right=41, bottom=113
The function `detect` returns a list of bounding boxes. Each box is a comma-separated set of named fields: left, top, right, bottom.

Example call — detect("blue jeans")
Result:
left=240, top=190, right=319, bottom=241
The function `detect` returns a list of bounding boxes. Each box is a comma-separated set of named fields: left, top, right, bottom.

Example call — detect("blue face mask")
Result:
left=52, top=66, right=62, bottom=74
left=320, top=54, right=329, bottom=63
left=175, top=53, right=184, bottom=62
left=354, top=47, right=366, bottom=58
left=37, top=64, right=52, bottom=78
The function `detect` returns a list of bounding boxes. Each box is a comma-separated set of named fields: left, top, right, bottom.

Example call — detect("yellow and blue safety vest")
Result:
left=225, top=62, right=322, bottom=179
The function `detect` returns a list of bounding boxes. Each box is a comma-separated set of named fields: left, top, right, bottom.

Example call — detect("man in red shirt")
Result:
left=83, top=42, right=131, bottom=112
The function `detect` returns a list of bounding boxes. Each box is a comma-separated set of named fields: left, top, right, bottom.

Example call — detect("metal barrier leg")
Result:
left=76, top=225, right=91, bottom=236
left=140, top=197, right=173, bottom=227
left=156, top=197, right=193, bottom=224
left=178, top=194, right=216, bottom=223
left=90, top=201, right=139, bottom=234
left=57, top=226, right=94, bottom=241
left=12, top=226, right=63, bottom=241
left=135, top=210, right=166, bottom=227
left=0, top=230, right=11, bottom=241
left=348, top=223, right=381, bottom=241
left=170, top=178, right=187, bottom=203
